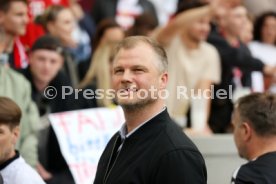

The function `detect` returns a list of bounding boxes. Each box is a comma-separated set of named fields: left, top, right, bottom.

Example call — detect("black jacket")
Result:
left=207, top=25, right=265, bottom=133
left=94, top=109, right=207, bottom=184
left=232, top=152, right=276, bottom=184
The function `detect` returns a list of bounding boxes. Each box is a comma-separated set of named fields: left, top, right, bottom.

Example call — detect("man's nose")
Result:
left=121, top=70, right=133, bottom=83
left=44, top=60, right=52, bottom=70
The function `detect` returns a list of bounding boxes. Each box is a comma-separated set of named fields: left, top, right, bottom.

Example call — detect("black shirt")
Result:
left=94, top=109, right=207, bottom=184
left=232, top=152, right=276, bottom=184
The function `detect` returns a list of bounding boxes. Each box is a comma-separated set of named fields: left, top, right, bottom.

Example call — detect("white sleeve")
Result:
left=231, top=166, right=241, bottom=184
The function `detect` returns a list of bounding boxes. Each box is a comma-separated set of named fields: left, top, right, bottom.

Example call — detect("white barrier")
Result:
left=191, top=134, right=246, bottom=184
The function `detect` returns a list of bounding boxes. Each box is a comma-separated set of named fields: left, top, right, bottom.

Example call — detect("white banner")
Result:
left=49, top=106, right=124, bottom=184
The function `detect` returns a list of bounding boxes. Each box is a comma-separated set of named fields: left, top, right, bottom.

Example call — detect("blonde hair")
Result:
left=79, top=42, right=115, bottom=107
left=114, top=36, right=168, bottom=73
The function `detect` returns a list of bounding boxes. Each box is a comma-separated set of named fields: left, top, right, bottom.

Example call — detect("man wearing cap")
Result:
left=19, top=35, right=78, bottom=183
left=20, top=34, right=76, bottom=115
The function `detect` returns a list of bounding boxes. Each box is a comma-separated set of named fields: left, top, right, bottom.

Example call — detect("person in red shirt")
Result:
left=0, top=0, right=29, bottom=69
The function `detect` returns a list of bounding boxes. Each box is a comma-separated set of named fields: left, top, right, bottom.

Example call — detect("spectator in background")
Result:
left=249, top=11, right=276, bottom=92
left=19, top=35, right=77, bottom=184
left=79, top=42, right=116, bottom=108
left=0, top=97, right=45, bottom=184
left=78, top=18, right=124, bottom=80
left=69, top=0, right=96, bottom=44
left=0, top=0, right=29, bottom=69
left=253, top=12, right=276, bottom=46
left=39, top=5, right=91, bottom=64
left=20, top=35, right=77, bottom=116
left=92, top=19, right=125, bottom=51
left=91, top=0, right=158, bottom=30
left=21, top=0, right=96, bottom=54
left=20, top=0, right=70, bottom=50
left=218, top=5, right=253, bottom=89
left=127, top=13, right=158, bottom=36
left=0, top=27, right=40, bottom=168
left=239, top=17, right=253, bottom=44
left=207, top=2, right=276, bottom=133
left=231, top=93, right=276, bottom=183
left=156, top=1, right=221, bottom=134
left=37, top=5, right=80, bottom=87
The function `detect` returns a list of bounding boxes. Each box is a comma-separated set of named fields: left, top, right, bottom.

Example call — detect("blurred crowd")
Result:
left=0, top=0, right=276, bottom=183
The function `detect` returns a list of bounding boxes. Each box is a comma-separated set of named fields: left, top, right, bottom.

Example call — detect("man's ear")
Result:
left=159, top=72, right=168, bottom=90
left=241, top=122, right=252, bottom=142
left=11, top=126, right=20, bottom=145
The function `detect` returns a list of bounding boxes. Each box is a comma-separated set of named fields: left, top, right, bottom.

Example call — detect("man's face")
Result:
left=261, top=16, right=276, bottom=45
left=112, top=43, right=167, bottom=109
left=29, top=49, right=64, bottom=85
left=50, top=9, right=75, bottom=37
left=225, top=6, right=248, bottom=37
left=240, top=19, right=253, bottom=44
left=0, top=124, right=19, bottom=164
left=187, top=16, right=211, bottom=42
left=0, top=1, right=29, bottom=36
left=232, top=109, right=248, bottom=159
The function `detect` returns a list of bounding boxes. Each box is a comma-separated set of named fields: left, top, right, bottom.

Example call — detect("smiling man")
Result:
left=94, top=36, right=207, bottom=184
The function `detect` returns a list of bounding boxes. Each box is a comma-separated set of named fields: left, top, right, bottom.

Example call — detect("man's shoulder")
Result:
left=232, top=152, right=276, bottom=183
left=201, top=41, right=217, bottom=49
left=200, top=42, right=219, bottom=55
left=161, top=120, right=200, bottom=153
left=0, top=67, right=32, bottom=96
left=2, top=157, right=45, bottom=184
left=2, top=67, right=30, bottom=85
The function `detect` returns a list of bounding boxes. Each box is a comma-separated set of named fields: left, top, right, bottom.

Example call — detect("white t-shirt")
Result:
left=166, top=37, right=221, bottom=126
left=248, top=41, right=276, bottom=92
left=1, top=156, right=45, bottom=184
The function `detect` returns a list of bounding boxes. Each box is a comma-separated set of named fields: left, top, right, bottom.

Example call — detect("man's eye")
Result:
left=134, top=69, right=144, bottom=73
left=114, top=69, right=123, bottom=74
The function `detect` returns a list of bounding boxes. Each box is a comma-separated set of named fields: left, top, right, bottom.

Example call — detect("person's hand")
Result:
left=263, top=65, right=276, bottom=76
left=69, top=3, right=84, bottom=21
left=36, top=162, right=53, bottom=181
left=59, top=33, right=78, bottom=48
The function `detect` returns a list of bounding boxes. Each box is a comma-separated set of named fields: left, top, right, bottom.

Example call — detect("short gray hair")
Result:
left=236, top=93, right=276, bottom=137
